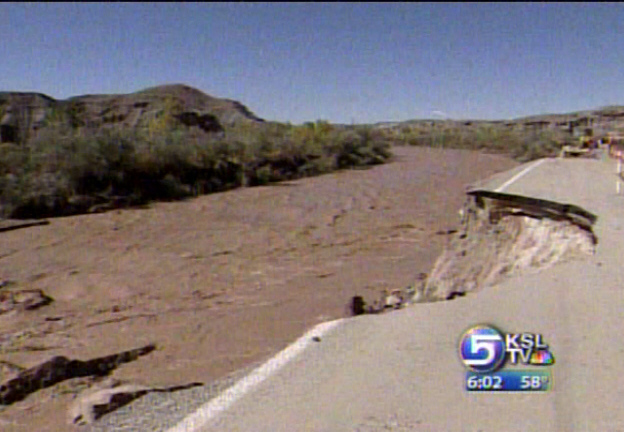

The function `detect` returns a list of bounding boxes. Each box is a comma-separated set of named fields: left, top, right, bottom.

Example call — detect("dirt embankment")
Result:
left=415, top=190, right=597, bottom=302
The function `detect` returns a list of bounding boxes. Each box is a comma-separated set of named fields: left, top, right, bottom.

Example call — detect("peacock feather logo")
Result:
left=529, top=349, right=555, bottom=365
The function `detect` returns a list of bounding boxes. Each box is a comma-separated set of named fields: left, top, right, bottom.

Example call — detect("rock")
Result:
left=0, top=288, right=53, bottom=314
left=446, top=291, right=466, bottom=300
left=383, top=290, right=404, bottom=310
left=350, top=295, right=366, bottom=316
left=349, top=288, right=411, bottom=316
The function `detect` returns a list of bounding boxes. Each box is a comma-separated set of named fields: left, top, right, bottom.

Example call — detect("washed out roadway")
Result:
left=174, top=154, right=624, bottom=432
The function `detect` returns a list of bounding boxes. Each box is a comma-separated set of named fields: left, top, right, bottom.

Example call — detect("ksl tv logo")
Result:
left=458, top=324, right=555, bottom=373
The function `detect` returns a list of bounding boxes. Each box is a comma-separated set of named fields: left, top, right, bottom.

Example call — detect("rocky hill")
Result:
left=0, top=84, right=264, bottom=145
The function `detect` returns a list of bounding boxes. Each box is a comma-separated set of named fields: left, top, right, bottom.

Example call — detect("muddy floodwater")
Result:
left=0, top=145, right=517, bottom=432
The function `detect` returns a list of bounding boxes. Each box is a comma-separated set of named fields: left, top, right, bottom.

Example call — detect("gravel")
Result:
left=85, top=362, right=261, bottom=432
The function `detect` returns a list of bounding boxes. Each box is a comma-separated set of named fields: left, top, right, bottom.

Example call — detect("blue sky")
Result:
left=2, top=3, right=624, bottom=124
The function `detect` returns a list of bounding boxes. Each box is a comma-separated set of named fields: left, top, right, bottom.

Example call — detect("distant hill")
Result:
left=3, top=83, right=624, bottom=146
left=372, top=106, right=624, bottom=138
left=0, top=84, right=264, bottom=145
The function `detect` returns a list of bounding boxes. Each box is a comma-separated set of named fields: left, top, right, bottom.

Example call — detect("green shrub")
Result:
left=252, top=165, right=273, bottom=185
left=0, top=119, right=394, bottom=218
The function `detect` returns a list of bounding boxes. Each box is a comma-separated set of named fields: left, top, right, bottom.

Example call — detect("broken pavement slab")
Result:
left=0, top=344, right=156, bottom=406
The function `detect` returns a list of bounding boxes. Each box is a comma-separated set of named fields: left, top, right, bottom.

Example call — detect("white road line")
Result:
left=495, top=158, right=548, bottom=192
left=165, top=318, right=345, bottom=432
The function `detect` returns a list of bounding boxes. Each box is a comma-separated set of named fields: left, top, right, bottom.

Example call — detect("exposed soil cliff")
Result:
left=414, top=192, right=597, bottom=302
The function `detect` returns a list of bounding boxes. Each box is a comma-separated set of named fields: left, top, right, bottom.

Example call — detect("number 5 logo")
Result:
left=459, top=325, right=506, bottom=373
left=465, top=334, right=501, bottom=366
